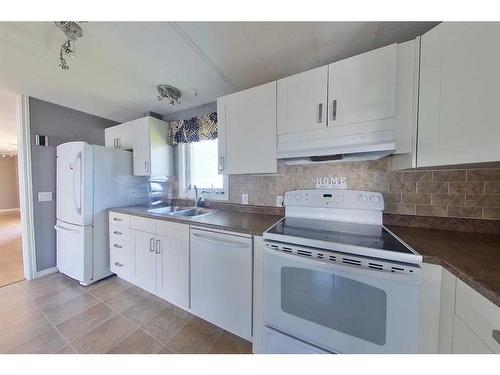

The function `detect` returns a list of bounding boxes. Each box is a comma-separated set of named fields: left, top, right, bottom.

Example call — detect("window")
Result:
left=178, top=139, right=228, bottom=200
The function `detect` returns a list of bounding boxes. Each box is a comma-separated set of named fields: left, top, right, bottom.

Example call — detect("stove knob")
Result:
left=370, top=195, right=380, bottom=203
left=358, top=194, right=368, bottom=203
left=295, top=193, right=302, bottom=200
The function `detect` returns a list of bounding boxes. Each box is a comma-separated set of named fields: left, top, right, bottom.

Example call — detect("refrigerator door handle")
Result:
left=73, top=151, right=83, bottom=215
left=54, top=224, right=80, bottom=233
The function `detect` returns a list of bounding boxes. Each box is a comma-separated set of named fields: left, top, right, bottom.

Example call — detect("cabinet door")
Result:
left=455, top=278, right=500, bottom=353
left=218, top=81, right=277, bottom=175
left=156, top=222, right=189, bottom=309
left=328, top=43, right=397, bottom=129
left=132, top=118, right=151, bottom=176
left=149, top=117, right=173, bottom=177
left=277, top=66, right=328, bottom=136
left=116, top=122, right=134, bottom=150
left=452, top=315, right=493, bottom=354
left=190, top=229, right=253, bottom=340
left=105, top=123, right=134, bottom=149
left=105, top=126, right=119, bottom=148
left=130, top=229, right=157, bottom=293
left=418, top=22, right=500, bottom=167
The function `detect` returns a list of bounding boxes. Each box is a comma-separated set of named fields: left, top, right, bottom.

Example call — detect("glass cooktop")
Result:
left=265, top=217, right=414, bottom=254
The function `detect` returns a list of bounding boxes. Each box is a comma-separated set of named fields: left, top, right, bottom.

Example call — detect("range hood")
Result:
left=278, top=129, right=395, bottom=165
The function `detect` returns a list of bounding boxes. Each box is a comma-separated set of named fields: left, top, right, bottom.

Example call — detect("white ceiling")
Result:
left=0, top=90, right=18, bottom=154
left=0, top=22, right=439, bottom=123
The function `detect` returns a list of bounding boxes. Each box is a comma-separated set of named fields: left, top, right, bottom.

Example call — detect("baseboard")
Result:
left=0, top=208, right=20, bottom=213
left=35, top=266, right=58, bottom=279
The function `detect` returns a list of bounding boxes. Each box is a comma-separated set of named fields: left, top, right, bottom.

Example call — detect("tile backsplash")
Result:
left=227, top=157, right=500, bottom=220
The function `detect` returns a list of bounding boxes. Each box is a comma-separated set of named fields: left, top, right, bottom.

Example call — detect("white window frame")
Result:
left=177, top=142, right=229, bottom=201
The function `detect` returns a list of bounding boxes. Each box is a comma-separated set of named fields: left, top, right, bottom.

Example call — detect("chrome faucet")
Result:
left=193, top=185, right=205, bottom=207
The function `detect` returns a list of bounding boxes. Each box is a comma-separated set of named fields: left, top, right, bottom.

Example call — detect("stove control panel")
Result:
left=284, top=189, right=384, bottom=211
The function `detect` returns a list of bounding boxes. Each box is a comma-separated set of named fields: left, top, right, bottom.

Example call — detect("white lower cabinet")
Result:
left=452, top=315, right=493, bottom=354
left=131, top=229, right=157, bottom=294
left=109, top=214, right=132, bottom=280
left=454, top=279, right=500, bottom=353
left=109, top=212, right=252, bottom=342
left=110, top=212, right=190, bottom=310
left=438, top=270, right=500, bottom=354
left=190, top=228, right=253, bottom=341
left=156, top=221, right=190, bottom=309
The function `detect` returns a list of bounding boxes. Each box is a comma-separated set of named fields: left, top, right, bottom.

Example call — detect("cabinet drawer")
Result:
left=110, top=250, right=130, bottom=278
left=455, top=279, right=500, bottom=353
left=110, top=238, right=130, bottom=256
left=109, top=212, right=130, bottom=227
left=156, top=220, right=189, bottom=240
left=109, top=224, right=130, bottom=242
left=130, top=215, right=156, bottom=234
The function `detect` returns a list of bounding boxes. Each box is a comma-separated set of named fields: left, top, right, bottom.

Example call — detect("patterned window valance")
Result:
left=168, top=112, right=217, bottom=145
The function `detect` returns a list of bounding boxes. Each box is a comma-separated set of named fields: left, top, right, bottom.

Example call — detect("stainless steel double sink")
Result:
left=147, top=206, right=216, bottom=218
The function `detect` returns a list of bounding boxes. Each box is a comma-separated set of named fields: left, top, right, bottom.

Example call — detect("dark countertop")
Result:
left=388, top=225, right=500, bottom=308
left=109, top=205, right=283, bottom=237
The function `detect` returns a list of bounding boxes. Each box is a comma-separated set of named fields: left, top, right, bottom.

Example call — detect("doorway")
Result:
left=0, top=90, right=23, bottom=286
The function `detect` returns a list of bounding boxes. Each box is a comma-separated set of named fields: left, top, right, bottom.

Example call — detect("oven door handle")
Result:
left=264, top=247, right=421, bottom=283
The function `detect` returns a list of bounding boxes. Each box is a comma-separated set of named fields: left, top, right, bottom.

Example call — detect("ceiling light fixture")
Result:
left=157, top=85, right=182, bottom=105
left=55, top=21, right=83, bottom=71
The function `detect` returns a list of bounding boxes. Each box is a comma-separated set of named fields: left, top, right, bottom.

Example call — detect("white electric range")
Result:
left=262, top=189, right=422, bottom=354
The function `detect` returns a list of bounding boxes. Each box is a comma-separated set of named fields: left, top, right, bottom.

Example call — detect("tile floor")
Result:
left=0, top=211, right=24, bottom=287
left=0, top=272, right=253, bottom=354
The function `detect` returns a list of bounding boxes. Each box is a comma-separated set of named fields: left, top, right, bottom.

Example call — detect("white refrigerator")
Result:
left=55, top=141, right=141, bottom=286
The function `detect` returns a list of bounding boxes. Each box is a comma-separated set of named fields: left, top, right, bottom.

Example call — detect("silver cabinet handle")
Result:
left=149, top=237, right=155, bottom=252
left=112, top=217, right=122, bottom=222
left=113, top=139, right=116, bottom=148
left=113, top=244, right=122, bottom=249
left=493, top=330, right=500, bottom=345
left=117, top=138, right=121, bottom=148
left=318, top=103, right=323, bottom=123
left=331, top=99, right=337, bottom=121
left=155, top=239, right=161, bottom=254
left=144, top=160, right=149, bottom=173
left=113, top=230, right=122, bottom=235
left=218, top=156, right=225, bottom=172
left=114, top=262, right=123, bottom=267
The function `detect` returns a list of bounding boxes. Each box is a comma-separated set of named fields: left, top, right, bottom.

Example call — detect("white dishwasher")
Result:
left=190, top=228, right=253, bottom=341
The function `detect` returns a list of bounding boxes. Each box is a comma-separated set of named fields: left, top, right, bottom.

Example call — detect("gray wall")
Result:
left=0, top=156, right=19, bottom=209
left=29, top=98, right=117, bottom=272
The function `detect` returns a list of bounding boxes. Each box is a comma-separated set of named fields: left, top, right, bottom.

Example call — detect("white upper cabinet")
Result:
left=105, top=122, right=134, bottom=150
left=105, top=116, right=174, bottom=177
left=276, top=44, right=399, bottom=160
left=328, top=43, right=397, bottom=130
left=132, top=116, right=174, bottom=177
left=277, top=66, right=328, bottom=136
left=418, top=22, right=500, bottom=167
left=391, top=39, right=420, bottom=171
left=217, top=81, right=277, bottom=175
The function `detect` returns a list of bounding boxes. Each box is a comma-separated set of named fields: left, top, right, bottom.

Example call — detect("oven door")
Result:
left=263, top=247, right=421, bottom=354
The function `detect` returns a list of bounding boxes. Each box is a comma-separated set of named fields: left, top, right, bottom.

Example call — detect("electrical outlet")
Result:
left=241, top=193, right=249, bottom=205
left=276, top=195, right=284, bottom=207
